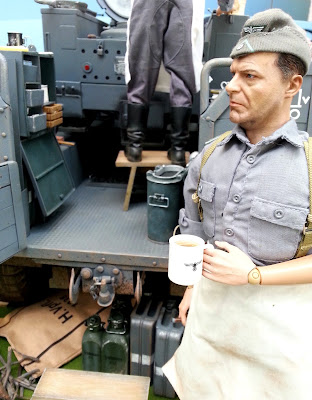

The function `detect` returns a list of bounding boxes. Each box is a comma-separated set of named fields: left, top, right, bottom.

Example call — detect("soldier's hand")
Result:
left=178, top=286, right=193, bottom=326
left=202, top=241, right=256, bottom=285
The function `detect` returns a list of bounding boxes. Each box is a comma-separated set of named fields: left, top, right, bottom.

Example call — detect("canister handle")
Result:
left=148, top=193, right=169, bottom=208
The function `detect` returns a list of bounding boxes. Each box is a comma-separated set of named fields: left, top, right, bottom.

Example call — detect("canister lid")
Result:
left=146, top=164, right=186, bottom=184
left=86, top=314, right=102, bottom=331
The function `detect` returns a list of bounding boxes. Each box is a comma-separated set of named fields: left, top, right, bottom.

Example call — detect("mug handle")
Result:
left=204, top=242, right=214, bottom=251
left=173, top=225, right=180, bottom=236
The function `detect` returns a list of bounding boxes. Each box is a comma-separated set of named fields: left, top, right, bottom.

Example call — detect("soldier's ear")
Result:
left=285, top=74, right=303, bottom=99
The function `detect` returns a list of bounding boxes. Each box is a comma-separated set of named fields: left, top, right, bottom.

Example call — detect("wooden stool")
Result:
left=115, top=150, right=189, bottom=211
left=31, top=368, right=150, bottom=400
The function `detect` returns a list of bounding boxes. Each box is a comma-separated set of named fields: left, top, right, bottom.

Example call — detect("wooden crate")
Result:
left=31, top=368, right=150, bottom=400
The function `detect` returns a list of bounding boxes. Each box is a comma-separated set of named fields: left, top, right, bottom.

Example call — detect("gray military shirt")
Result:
left=180, top=120, right=310, bottom=266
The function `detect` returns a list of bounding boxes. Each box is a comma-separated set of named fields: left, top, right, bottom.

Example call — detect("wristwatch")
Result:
left=248, top=268, right=261, bottom=285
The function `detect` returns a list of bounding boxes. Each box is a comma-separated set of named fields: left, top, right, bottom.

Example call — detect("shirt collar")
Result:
left=220, top=120, right=307, bottom=148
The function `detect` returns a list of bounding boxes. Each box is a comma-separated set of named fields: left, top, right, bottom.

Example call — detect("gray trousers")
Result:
left=127, top=0, right=197, bottom=107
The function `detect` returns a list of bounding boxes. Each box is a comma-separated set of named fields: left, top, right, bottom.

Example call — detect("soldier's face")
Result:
left=226, top=52, right=290, bottom=132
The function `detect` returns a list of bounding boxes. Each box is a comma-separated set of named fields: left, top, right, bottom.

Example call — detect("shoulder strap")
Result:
left=192, top=131, right=232, bottom=221
left=295, top=137, right=312, bottom=258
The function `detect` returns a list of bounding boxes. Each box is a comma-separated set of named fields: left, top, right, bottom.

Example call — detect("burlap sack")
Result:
left=0, top=290, right=111, bottom=377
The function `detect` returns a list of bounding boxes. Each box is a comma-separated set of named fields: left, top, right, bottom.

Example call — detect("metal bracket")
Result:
left=69, top=265, right=123, bottom=306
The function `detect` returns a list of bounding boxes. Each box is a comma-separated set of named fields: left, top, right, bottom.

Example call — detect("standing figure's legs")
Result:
left=125, top=0, right=168, bottom=161
left=162, top=0, right=198, bottom=165
left=125, top=0, right=203, bottom=164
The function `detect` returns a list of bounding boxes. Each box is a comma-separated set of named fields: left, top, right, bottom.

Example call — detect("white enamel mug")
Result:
left=168, top=234, right=213, bottom=286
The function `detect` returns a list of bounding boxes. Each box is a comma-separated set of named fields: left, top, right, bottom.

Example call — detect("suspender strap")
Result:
left=192, top=131, right=232, bottom=221
left=295, top=137, right=312, bottom=258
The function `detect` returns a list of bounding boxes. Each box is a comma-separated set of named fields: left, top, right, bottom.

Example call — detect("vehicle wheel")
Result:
left=0, top=264, right=51, bottom=305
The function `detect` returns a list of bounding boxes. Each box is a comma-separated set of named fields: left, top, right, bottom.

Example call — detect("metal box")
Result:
left=25, top=89, right=45, bottom=108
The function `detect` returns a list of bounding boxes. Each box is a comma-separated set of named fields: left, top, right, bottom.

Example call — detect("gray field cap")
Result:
left=230, top=8, right=312, bottom=75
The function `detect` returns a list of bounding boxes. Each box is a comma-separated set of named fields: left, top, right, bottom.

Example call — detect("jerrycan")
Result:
left=82, top=314, right=103, bottom=372
left=101, top=310, right=130, bottom=374
left=153, top=299, right=184, bottom=398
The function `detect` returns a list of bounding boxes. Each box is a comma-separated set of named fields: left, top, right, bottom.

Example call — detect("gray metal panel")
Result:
left=60, top=144, right=84, bottom=188
left=76, top=37, right=127, bottom=85
left=203, top=14, right=248, bottom=90
left=56, top=81, right=83, bottom=118
left=0, top=164, right=10, bottom=187
left=8, top=162, right=27, bottom=250
left=82, top=83, right=127, bottom=111
left=0, top=225, right=18, bottom=252
left=41, top=7, right=105, bottom=83
left=41, top=7, right=104, bottom=43
left=0, top=161, right=27, bottom=264
left=0, top=206, right=15, bottom=231
left=21, top=131, right=75, bottom=217
left=15, top=182, right=170, bottom=268
left=0, top=186, right=13, bottom=210
left=0, top=53, right=17, bottom=168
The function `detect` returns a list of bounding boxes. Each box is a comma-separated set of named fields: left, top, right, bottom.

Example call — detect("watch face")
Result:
left=104, top=0, right=131, bottom=19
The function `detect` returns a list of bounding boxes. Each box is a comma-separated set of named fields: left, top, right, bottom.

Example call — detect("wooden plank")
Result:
left=46, top=117, right=63, bottom=128
left=46, top=111, right=63, bottom=121
left=123, top=166, right=137, bottom=211
left=115, top=150, right=190, bottom=168
left=31, top=368, right=150, bottom=400
left=43, top=104, right=63, bottom=113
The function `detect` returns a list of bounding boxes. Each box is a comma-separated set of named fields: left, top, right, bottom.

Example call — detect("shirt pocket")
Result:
left=197, top=179, right=216, bottom=238
left=248, top=197, right=308, bottom=262
left=178, top=208, right=207, bottom=240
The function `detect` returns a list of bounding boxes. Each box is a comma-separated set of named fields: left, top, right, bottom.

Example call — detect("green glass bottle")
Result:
left=101, top=310, right=130, bottom=374
left=82, top=314, right=103, bottom=372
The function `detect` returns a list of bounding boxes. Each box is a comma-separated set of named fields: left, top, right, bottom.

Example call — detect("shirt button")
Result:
left=247, top=155, right=255, bottom=164
left=274, top=209, right=284, bottom=219
left=198, top=184, right=203, bottom=193
left=233, top=194, right=241, bottom=203
left=225, top=228, right=234, bottom=237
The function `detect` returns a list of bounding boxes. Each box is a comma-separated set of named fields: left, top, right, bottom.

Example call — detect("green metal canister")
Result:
left=146, top=165, right=186, bottom=242
left=82, top=314, right=103, bottom=372
left=101, top=310, right=130, bottom=374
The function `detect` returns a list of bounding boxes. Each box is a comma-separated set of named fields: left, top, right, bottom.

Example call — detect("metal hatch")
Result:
left=21, top=131, right=75, bottom=217
left=97, top=0, right=131, bottom=22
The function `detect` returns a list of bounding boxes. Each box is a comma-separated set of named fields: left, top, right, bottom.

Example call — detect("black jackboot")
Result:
left=168, top=107, right=192, bottom=166
left=125, top=103, right=148, bottom=162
